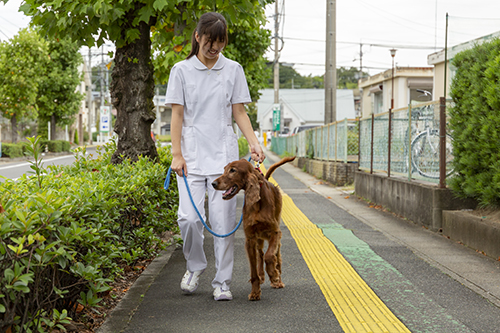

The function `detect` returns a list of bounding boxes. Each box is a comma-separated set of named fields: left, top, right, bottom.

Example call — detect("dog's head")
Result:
left=212, top=159, right=263, bottom=206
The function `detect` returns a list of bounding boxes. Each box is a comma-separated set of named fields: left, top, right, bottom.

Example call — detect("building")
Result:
left=256, top=89, right=356, bottom=135
left=358, top=67, right=434, bottom=118
left=427, top=31, right=500, bottom=99
left=152, top=95, right=172, bottom=136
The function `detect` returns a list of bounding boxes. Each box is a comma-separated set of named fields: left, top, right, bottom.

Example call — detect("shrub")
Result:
left=0, top=137, right=178, bottom=331
left=60, top=140, right=71, bottom=152
left=47, top=140, right=62, bottom=153
left=1, top=143, right=23, bottom=158
left=449, top=38, right=500, bottom=206
left=238, top=136, right=249, bottom=158
left=157, top=135, right=171, bottom=142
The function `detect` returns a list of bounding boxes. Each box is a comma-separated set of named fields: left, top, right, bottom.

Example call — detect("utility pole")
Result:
left=359, top=43, right=363, bottom=79
left=156, top=86, right=161, bottom=136
left=87, top=47, right=93, bottom=145
left=100, top=46, right=105, bottom=142
left=272, top=0, right=281, bottom=136
left=325, top=0, right=336, bottom=124
left=273, top=0, right=280, bottom=105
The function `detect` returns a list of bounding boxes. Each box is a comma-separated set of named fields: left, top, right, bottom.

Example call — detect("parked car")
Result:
left=278, top=127, right=290, bottom=137
left=291, top=125, right=321, bottom=135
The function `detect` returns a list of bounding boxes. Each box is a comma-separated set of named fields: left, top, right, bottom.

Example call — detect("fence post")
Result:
left=335, top=120, right=338, bottom=161
left=321, top=126, right=324, bottom=160
left=327, top=124, right=330, bottom=161
left=357, top=117, right=361, bottom=167
left=439, top=97, right=446, bottom=188
left=370, top=113, right=374, bottom=174
left=344, top=118, right=348, bottom=163
left=408, top=104, right=412, bottom=181
left=388, top=108, right=392, bottom=177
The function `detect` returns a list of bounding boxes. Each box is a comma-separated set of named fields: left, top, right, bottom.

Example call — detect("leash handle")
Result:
left=163, top=165, right=173, bottom=190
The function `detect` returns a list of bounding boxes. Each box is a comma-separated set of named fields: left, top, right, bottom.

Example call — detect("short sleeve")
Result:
left=231, top=64, right=252, bottom=105
left=165, top=64, right=185, bottom=107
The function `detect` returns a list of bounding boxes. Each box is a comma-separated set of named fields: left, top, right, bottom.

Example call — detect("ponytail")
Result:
left=187, top=29, right=199, bottom=59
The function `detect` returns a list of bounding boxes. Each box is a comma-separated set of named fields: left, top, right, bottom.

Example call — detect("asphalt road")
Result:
left=107, top=150, right=500, bottom=333
left=0, top=146, right=97, bottom=180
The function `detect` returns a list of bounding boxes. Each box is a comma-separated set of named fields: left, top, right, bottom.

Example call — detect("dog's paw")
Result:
left=271, top=281, right=285, bottom=289
left=248, top=292, right=261, bottom=301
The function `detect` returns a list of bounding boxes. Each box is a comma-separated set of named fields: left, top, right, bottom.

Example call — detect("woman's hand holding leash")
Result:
left=171, top=155, right=188, bottom=177
left=250, top=143, right=265, bottom=163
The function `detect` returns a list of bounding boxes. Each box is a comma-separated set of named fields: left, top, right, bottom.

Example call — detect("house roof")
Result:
left=257, top=89, right=356, bottom=125
left=359, top=67, right=433, bottom=89
left=428, top=30, right=500, bottom=65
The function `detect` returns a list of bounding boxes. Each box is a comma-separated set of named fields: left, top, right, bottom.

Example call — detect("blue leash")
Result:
left=164, top=157, right=252, bottom=238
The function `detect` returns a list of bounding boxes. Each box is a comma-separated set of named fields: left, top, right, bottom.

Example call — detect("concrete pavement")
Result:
left=98, top=148, right=500, bottom=333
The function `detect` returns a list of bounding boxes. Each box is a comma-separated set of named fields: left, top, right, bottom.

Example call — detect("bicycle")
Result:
left=407, top=90, right=454, bottom=179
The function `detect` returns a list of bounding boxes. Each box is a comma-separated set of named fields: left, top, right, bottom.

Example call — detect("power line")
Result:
left=283, top=37, right=437, bottom=50
left=0, top=27, right=9, bottom=39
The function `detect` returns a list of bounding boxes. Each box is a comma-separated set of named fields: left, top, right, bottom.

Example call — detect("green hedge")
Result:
left=238, top=136, right=249, bottom=158
left=449, top=38, right=500, bottom=206
left=0, top=139, right=178, bottom=331
left=1, top=143, right=23, bottom=158
left=1, top=140, right=71, bottom=158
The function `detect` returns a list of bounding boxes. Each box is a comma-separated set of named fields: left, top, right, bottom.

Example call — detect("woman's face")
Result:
left=196, top=32, right=224, bottom=63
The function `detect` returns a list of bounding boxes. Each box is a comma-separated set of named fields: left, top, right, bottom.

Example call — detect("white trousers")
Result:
left=176, top=173, right=237, bottom=290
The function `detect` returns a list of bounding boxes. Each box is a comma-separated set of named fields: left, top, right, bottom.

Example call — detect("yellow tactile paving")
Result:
left=262, top=164, right=410, bottom=333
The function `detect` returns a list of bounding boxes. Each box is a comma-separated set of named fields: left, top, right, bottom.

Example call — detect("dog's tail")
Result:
left=265, top=156, right=296, bottom=180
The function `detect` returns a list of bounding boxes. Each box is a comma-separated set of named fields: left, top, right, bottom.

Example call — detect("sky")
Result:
left=2, top=0, right=500, bottom=77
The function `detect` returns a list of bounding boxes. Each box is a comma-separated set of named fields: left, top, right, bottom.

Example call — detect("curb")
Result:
left=96, top=244, right=177, bottom=333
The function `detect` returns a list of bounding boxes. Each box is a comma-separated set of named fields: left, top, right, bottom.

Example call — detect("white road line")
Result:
left=0, top=155, right=75, bottom=170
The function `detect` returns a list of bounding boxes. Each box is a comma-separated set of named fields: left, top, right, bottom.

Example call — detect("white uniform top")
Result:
left=165, top=53, right=252, bottom=175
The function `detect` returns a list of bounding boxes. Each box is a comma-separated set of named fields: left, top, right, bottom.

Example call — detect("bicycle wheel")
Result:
left=410, top=131, right=454, bottom=179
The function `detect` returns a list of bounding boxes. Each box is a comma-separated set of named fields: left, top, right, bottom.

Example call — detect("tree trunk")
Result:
left=51, top=114, right=56, bottom=140
left=110, top=17, right=158, bottom=164
left=11, top=115, right=18, bottom=143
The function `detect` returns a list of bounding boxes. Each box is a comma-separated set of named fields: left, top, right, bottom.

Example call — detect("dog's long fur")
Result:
left=212, top=156, right=296, bottom=300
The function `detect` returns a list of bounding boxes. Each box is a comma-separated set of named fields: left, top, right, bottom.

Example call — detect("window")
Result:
left=374, top=92, right=383, bottom=114
left=410, top=88, right=433, bottom=102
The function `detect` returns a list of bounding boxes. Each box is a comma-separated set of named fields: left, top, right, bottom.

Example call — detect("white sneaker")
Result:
left=180, top=269, right=204, bottom=293
left=213, top=286, right=233, bottom=301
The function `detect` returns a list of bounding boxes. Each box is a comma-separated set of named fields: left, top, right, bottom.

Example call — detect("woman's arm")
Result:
left=232, top=103, right=265, bottom=163
left=170, top=104, right=188, bottom=176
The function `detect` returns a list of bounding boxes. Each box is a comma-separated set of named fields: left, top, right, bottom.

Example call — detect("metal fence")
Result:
left=270, top=118, right=359, bottom=162
left=270, top=98, right=452, bottom=186
left=360, top=98, right=452, bottom=185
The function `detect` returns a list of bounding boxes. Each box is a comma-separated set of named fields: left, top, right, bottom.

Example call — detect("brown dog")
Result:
left=212, top=156, right=296, bottom=300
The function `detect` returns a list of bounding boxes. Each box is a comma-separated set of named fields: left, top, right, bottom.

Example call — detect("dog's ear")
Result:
left=245, top=171, right=262, bottom=207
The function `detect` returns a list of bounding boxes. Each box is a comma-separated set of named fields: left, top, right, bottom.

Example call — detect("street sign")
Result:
left=272, top=104, right=281, bottom=132
left=100, top=106, right=111, bottom=133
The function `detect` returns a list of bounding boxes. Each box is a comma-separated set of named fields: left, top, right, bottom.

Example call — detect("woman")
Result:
left=165, top=12, right=264, bottom=301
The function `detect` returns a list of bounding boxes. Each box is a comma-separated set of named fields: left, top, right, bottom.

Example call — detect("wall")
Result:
left=354, top=171, right=477, bottom=231
left=294, top=157, right=357, bottom=186
left=442, top=211, right=500, bottom=259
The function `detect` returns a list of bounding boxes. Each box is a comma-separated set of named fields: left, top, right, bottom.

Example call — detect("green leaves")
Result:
left=36, top=37, right=84, bottom=135
left=0, top=28, right=48, bottom=125
left=0, top=143, right=178, bottom=330
left=449, top=38, right=500, bottom=206
left=153, top=0, right=168, bottom=11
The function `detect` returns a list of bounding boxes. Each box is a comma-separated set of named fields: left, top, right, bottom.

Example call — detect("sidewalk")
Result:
left=97, top=148, right=500, bottom=333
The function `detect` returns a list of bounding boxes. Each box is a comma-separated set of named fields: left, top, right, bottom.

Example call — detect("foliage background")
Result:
left=449, top=38, right=500, bottom=206
left=0, top=142, right=178, bottom=331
